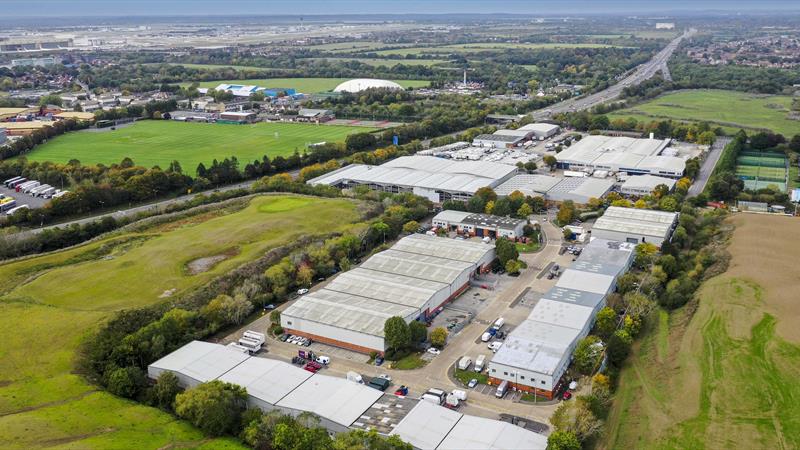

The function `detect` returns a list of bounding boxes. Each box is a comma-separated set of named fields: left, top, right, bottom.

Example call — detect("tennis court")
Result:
left=735, top=151, right=787, bottom=192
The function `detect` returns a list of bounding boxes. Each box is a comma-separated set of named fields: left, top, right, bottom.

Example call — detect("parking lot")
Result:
left=0, top=185, right=51, bottom=210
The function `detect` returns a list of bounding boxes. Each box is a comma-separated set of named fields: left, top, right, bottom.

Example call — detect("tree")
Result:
left=634, top=242, right=658, bottom=269
left=543, top=155, right=558, bottom=170
left=505, top=259, right=523, bottom=275
left=547, top=430, right=581, bottom=450
left=556, top=200, right=576, bottom=225
left=174, top=380, right=247, bottom=436
left=607, top=329, right=633, bottom=366
left=659, top=196, right=678, bottom=212
left=409, top=320, right=427, bottom=344
left=334, top=429, right=413, bottom=450
left=371, top=221, right=390, bottom=244
left=296, top=264, right=314, bottom=287
left=384, top=316, right=411, bottom=355
left=106, top=366, right=146, bottom=399
left=38, top=94, right=63, bottom=107
left=474, top=187, right=497, bottom=203
left=516, top=202, right=532, bottom=218
left=562, top=228, right=573, bottom=241
left=484, top=200, right=495, bottom=214
left=151, top=371, right=181, bottom=411
left=572, top=336, right=603, bottom=375
left=201, top=294, right=254, bottom=326
left=550, top=398, right=603, bottom=442
left=402, top=220, right=419, bottom=234
left=491, top=197, right=513, bottom=217
left=595, top=307, right=617, bottom=341
left=495, top=237, right=519, bottom=266
left=789, top=134, right=800, bottom=153
left=430, top=326, right=448, bottom=348
left=652, top=183, right=670, bottom=199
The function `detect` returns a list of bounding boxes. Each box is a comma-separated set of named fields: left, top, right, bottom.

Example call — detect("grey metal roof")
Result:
left=391, top=233, right=495, bottom=264
left=276, top=373, right=385, bottom=427
left=527, top=298, right=596, bottom=331
left=621, top=174, right=677, bottom=191
left=555, top=269, right=615, bottom=295
left=389, top=400, right=462, bottom=450
left=459, top=213, right=526, bottom=230
left=593, top=206, right=678, bottom=238
left=361, top=249, right=474, bottom=285
left=149, top=341, right=249, bottom=383
left=490, top=318, right=579, bottom=376
left=350, top=394, right=419, bottom=435
left=541, top=286, right=606, bottom=310
left=545, top=177, right=614, bottom=203
left=217, top=357, right=312, bottom=405
left=494, top=174, right=561, bottom=197
left=474, top=133, right=523, bottom=143
left=438, top=414, right=547, bottom=450
left=571, top=238, right=635, bottom=277
left=518, top=123, right=560, bottom=134
left=432, top=210, right=472, bottom=223
left=324, top=268, right=447, bottom=310
left=282, top=289, right=420, bottom=337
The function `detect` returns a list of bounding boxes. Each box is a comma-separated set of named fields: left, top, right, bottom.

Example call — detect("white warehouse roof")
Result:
left=390, top=400, right=462, bottom=449
left=276, top=373, right=385, bottom=427
left=571, top=238, right=635, bottom=277
left=556, top=269, right=616, bottom=295
left=438, top=414, right=547, bottom=450
left=518, top=123, right=560, bottom=134
left=218, top=357, right=312, bottom=405
left=334, top=78, right=403, bottom=93
left=361, top=249, right=475, bottom=285
left=324, top=268, right=447, bottom=310
left=528, top=298, right=596, bottom=331
left=556, top=135, right=685, bottom=175
left=621, top=174, right=677, bottom=193
left=392, top=233, right=495, bottom=264
left=148, top=340, right=249, bottom=387
left=593, top=206, right=678, bottom=239
left=307, top=156, right=517, bottom=195
left=494, top=174, right=562, bottom=197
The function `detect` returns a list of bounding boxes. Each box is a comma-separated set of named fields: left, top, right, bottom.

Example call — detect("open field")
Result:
left=150, top=62, right=278, bottom=71
left=308, top=57, right=448, bottom=67
left=188, top=77, right=430, bottom=93
left=26, top=120, right=374, bottom=169
left=603, top=214, right=800, bottom=450
left=370, top=42, right=627, bottom=56
left=0, top=195, right=363, bottom=449
left=305, top=40, right=416, bottom=52
left=609, top=89, right=800, bottom=136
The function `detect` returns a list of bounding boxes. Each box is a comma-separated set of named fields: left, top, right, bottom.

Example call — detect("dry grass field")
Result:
left=603, top=213, right=800, bottom=450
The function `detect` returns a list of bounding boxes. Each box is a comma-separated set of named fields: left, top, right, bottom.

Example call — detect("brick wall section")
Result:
left=285, top=329, right=383, bottom=356
left=488, top=376, right=555, bottom=400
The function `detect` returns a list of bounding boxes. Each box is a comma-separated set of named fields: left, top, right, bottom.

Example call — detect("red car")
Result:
left=303, top=363, right=319, bottom=373
left=562, top=391, right=572, bottom=401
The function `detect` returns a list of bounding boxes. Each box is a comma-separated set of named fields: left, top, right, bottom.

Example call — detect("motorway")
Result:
left=530, top=29, right=696, bottom=120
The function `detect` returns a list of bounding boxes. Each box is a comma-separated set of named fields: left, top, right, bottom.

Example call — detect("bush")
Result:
left=105, top=366, right=146, bottom=399
left=174, top=380, right=247, bottom=436
left=150, top=371, right=181, bottom=411
left=430, top=326, right=448, bottom=348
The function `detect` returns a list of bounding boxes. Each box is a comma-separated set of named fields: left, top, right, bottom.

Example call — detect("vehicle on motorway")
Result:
left=427, top=347, right=441, bottom=355
left=467, top=378, right=478, bottom=388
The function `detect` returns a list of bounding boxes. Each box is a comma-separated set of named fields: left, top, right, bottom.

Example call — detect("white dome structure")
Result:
left=333, top=78, right=403, bottom=93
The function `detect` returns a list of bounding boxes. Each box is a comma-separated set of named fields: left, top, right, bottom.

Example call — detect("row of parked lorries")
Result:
left=226, top=330, right=266, bottom=355
left=2, top=176, right=70, bottom=214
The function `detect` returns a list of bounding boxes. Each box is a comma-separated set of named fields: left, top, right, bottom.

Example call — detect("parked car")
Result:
left=481, top=332, right=492, bottom=342
left=375, top=356, right=385, bottom=366
left=303, top=338, right=312, bottom=347
left=264, top=304, right=276, bottom=310
left=394, top=385, right=409, bottom=396
left=377, top=374, right=392, bottom=382
left=368, top=377, right=391, bottom=391
left=562, top=391, right=572, bottom=401
left=488, top=341, right=503, bottom=352
left=315, top=355, right=330, bottom=365
left=467, top=379, right=478, bottom=389
left=297, top=288, right=309, bottom=295
left=280, top=334, right=289, bottom=342
left=427, top=347, right=441, bottom=355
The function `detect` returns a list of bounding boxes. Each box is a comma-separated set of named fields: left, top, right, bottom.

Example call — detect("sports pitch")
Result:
left=0, top=195, right=363, bottom=448
left=735, top=152, right=787, bottom=192
left=188, top=77, right=430, bottom=93
left=26, top=120, right=376, bottom=170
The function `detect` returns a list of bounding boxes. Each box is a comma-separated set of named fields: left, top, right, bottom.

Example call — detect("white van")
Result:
left=481, top=332, right=492, bottom=342
left=495, top=380, right=508, bottom=398
left=457, top=356, right=472, bottom=371
left=474, top=354, right=486, bottom=372
left=315, top=355, right=330, bottom=365
left=488, top=341, right=503, bottom=352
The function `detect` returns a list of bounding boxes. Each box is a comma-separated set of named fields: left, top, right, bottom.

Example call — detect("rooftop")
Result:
left=621, top=174, right=678, bottom=191
left=438, top=414, right=547, bottom=450
left=276, top=373, right=385, bottom=427
left=324, top=268, right=447, bottom=310
left=540, top=286, right=606, bottom=310
left=391, top=233, right=496, bottom=263
left=389, top=400, right=462, bottom=450
left=491, top=317, right=580, bottom=375
left=546, top=177, right=615, bottom=203
left=518, top=123, right=560, bottom=134
left=570, top=238, right=635, bottom=277
left=474, top=133, right=524, bottom=143
left=555, top=269, right=616, bottom=295
left=217, top=357, right=312, bottom=405
left=350, top=394, right=419, bottom=435
left=593, top=206, right=679, bottom=239
left=494, top=174, right=561, bottom=197
left=528, top=298, right=596, bottom=331
left=149, top=341, right=249, bottom=384
left=361, top=249, right=475, bottom=285
left=458, top=213, right=526, bottom=230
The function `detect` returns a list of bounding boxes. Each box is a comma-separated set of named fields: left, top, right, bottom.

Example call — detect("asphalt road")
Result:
left=688, top=136, right=732, bottom=197
left=530, top=29, right=696, bottom=120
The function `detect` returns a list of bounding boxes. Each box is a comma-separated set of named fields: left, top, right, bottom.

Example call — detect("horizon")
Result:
left=4, top=0, right=800, bottom=18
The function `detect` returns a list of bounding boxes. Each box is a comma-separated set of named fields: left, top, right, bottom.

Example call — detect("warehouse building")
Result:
left=389, top=400, right=547, bottom=450
left=488, top=238, right=634, bottom=399
left=149, top=342, right=547, bottom=444
left=307, top=155, right=518, bottom=204
left=473, top=133, right=525, bottom=148
left=281, top=234, right=495, bottom=354
left=493, top=129, right=534, bottom=140
left=518, top=122, right=560, bottom=139
left=591, top=206, right=679, bottom=247
left=495, top=174, right=614, bottom=204
left=620, top=174, right=677, bottom=196
left=556, top=135, right=686, bottom=178
left=432, top=210, right=527, bottom=239
left=219, top=111, right=257, bottom=123
left=147, top=340, right=250, bottom=388
left=296, top=108, right=334, bottom=123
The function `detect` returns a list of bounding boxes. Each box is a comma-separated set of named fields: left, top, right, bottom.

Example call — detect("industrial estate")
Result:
left=1, top=3, right=799, bottom=450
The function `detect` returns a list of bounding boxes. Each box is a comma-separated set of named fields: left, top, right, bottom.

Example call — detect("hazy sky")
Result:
left=5, top=0, right=800, bottom=17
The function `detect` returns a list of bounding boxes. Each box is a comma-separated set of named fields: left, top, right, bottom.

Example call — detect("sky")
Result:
left=4, top=0, right=800, bottom=17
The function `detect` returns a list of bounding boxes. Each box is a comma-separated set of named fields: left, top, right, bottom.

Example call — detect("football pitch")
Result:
left=26, top=120, right=376, bottom=170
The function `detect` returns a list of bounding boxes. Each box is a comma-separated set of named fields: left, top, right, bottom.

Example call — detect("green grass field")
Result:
left=187, top=77, right=430, bottom=93
left=27, top=120, right=374, bottom=170
left=610, top=89, right=800, bottom=136
left=0, top=195, right=363, bottom=449
left=151, top=62, right=280, bottom=71
left=305, top=41, right=416, bottom=52
left=370, top=42, right=627, bottom=56
left=603, top=215, right=800, bottom=450
left=308, top=57, right=448, bottom=67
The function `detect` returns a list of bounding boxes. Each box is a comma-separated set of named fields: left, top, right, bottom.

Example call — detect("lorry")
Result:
left=457, top=356, right=472, bottom=371
left=3, top=176, right=23, bottom=187
left=237, top=337, right=261, bottom=354
left=346, top=371, right=364, bottom=384
left=1, top=200, right=17, bottom=212
left=491, top=318, right=505, bottom=331
left=5, top=204, right=28, bottom=215
left=29, top=184, right=51, bottom=195
left=36, top=187, right=56, bottom=198
left=451, top=389, right=467, bottom=401
left=226, top=342, right=250, bottom=354
left=474, top=354, right=486, bottom=372
left=242, top=330, right=265, bottom=345
left=421, top=388, right=447, bottom=405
